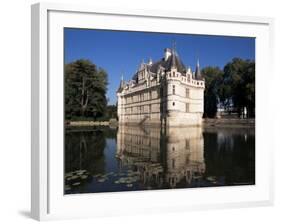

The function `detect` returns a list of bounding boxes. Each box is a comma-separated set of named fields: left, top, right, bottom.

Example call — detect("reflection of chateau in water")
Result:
left=64, top=126, right=254, bottom=194
left=116, top=125, right=205, bottom=188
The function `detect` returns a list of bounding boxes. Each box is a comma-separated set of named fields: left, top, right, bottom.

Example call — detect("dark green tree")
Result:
left=65, top=59, right=108, bottom=120
left=202, top=66, right=223, bottom=118
left=106, top=105, right=117, bottom=119
left=223, top=58, right=255, bottom=117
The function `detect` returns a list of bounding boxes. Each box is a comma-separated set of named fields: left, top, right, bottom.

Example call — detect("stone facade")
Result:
left=117, top=48, right=205, bottom=126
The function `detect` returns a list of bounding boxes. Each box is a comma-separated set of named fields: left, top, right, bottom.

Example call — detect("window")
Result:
left=186, top=103, right=189, bottom=112
left=157, top=89, right=160, bottom=98
left=185, top=139, right=190, bottom=150
left=186, top=88, right=189, bottom=98
left=173, top=102, right=175, bottom=106
left=172, top=85, right=175, bottom=95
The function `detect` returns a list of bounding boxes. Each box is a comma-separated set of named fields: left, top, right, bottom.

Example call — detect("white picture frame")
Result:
left=31, top=2, right=274, bottom=221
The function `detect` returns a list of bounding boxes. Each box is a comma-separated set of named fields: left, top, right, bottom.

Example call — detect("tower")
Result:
left=117, top=74, right=126, bottom=122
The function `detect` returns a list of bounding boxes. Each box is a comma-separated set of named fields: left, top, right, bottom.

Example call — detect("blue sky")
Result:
left=64, top=28, right=255, bottom=105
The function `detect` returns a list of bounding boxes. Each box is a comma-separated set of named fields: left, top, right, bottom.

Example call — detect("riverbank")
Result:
left=66, top=119, right=118, bottom=127
left=203, top=118, right=255, bottom=128
left=66, top=118, right=255, bottom=128
left=66, top=121, right=109, bottom=126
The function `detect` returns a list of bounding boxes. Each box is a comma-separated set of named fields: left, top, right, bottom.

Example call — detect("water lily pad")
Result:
left=118, top=178, right=127, bottom=183
left=93, top=174, right=101, bottom=178
left=72, top=182, right=80, bottom=186
left=206, top=176, right=216, bottom=182
left=130, top=177, right=139, bottom=182
left=76, top=170, right=86, bottom=175
left=81, top=175, right=88, bottom=180
left=97, top=178, right=106, bottom=183
left=107, top=172, right=114, bottom=175
left=65, top=173, right=73, bottom=178
left=71, top=175, right=79, bottom=180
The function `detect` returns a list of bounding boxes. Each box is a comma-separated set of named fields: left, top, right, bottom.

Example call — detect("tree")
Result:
left=106, top=105, right=117, bottom=119
left=201, top=66, right=223, bottom=118
left=65, top=59, right=108, bottom=120
left=223, top=58, right=255, bottom=117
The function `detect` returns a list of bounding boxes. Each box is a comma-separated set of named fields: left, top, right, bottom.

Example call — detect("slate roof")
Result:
left=149, top=51, right=186, bottom=74
left=116, top=79, right=126, bottom=93
left=128, top=48, right=203, bottom=86
left=195, top=60, right=203, bottom=80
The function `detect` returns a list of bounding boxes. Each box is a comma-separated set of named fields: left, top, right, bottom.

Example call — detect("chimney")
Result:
left=164, top=48, right=172, bottom=61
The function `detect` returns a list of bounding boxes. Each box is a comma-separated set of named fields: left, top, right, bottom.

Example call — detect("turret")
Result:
left=171, top=49, right=177, bottom=69
left=164, top=48, right=172, bottom=61
left=117, top=74, right=126, bottom=93
left=195, top=59, right=203, bottom=80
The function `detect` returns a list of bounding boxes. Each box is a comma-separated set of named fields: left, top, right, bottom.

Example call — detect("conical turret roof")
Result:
left=195, top=59, right=203, bottom=80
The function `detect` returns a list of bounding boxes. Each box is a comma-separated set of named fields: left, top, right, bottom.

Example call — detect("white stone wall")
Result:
left=117, top=67, right=204, bottom=126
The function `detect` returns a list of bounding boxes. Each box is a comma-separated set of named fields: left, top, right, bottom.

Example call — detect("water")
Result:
left=64, top=125, right=255, bottom=194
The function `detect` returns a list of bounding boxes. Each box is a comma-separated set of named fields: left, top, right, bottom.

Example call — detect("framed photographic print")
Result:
left=31, top=2, right=274, bottom=221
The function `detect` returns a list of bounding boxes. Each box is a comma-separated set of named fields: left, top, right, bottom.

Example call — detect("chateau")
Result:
left=117, top=47, right=205, bottom=126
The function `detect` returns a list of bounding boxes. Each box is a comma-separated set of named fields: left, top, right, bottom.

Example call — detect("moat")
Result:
left=64, top=125, right=255, bottom=194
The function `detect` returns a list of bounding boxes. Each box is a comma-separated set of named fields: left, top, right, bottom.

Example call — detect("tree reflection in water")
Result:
left=64, top=126, right=255, bottom=194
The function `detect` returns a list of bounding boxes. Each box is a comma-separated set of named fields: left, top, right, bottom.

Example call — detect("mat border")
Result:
left=31, top=2, right=274, bottom=221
